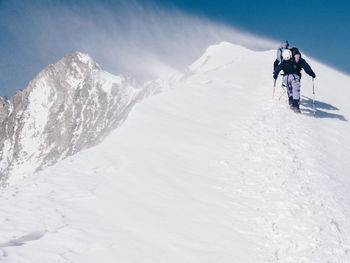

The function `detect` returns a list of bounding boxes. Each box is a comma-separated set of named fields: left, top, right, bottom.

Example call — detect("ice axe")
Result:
left=272, top=79, right=276, bottom=98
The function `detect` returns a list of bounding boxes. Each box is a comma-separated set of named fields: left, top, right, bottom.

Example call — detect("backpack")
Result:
left=276, top=41, right=290, bottom=62
left=290, top=47, right=301, bottom=59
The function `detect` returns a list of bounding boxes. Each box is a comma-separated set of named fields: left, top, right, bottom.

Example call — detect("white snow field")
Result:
left=1, top=42, right=350, bottom=262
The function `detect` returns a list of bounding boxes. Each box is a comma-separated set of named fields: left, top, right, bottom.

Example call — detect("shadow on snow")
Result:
left=300, top=96, right=347, bottom=121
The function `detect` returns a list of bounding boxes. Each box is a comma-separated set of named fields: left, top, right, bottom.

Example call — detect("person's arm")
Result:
left=273, top=62, right=283, bottom=79
left=301, top=58, right=316, bottom=78
left=273, top=59, right=279, bottom=70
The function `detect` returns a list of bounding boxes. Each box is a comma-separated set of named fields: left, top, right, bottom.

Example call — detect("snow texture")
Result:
left=1, top=42, right=350, bottom=262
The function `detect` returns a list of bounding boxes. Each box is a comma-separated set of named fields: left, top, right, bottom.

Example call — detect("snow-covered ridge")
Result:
left=1, top=42, right=350, bottom=262
left=189, top=41, right=254, bottom=72
left=0, top=52, right=156, bottom=185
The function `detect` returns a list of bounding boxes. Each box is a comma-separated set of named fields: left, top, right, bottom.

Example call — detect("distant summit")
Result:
left=0, top=52, right=156, bottom=185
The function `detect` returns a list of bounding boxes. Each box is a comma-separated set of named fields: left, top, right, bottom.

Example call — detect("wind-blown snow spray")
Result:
left=0, top=0, right=277, bottom=97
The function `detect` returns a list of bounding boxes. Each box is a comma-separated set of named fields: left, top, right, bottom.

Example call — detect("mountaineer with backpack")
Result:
left=273, top=46, right=316, bottom=113
left=273, top=40, right=290, bottom=70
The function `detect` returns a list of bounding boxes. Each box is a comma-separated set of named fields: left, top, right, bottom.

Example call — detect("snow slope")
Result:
left=1, top=42, right=350, bottom=262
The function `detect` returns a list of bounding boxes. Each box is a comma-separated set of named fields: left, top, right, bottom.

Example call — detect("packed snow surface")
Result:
left=1, top=42, right=350, bottom=262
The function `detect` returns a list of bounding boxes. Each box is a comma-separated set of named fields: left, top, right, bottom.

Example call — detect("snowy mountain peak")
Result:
left=0, top=52, right=152, bottom=186
left=205, top=41, right=251, bottom=54
left=72, top=51, right=98, bottom=66
left=28, top=52, right=101, bottom=93
left=61, top=51, right=102, bottom=75
left=189, top=41, right=253, bottom=73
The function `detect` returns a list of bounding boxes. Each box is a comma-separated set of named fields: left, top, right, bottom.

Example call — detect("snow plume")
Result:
left=0, top=0, right=277, bottom=97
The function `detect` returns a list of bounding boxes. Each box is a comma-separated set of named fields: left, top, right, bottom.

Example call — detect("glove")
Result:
left=273, top=73, right=278, bottom=80
left=312, top=73, right=316, bottom=78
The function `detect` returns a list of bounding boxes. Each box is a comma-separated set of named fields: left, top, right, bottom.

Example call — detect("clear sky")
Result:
left=0, top=0, right=349, bottom=98
left=158, top=0, right=349, bottom=70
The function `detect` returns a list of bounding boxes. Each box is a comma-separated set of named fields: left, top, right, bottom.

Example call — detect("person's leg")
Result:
left=291, top=75, right=301, bottom=100
left=283, top=75, right=293, bottom=105
left=291, top=75, right=301, bottom=111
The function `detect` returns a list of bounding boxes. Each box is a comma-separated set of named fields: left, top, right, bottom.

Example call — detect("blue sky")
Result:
left=0, top=0, right=349, bottom=97
left=161, top=0, right=349, bottom=68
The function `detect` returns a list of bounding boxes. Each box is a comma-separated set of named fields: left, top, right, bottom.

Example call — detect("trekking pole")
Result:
left=272, top=79, right=277, bottom=98
left=278, top=87, right=287, bottom=101
left=312, top=78, right=316, bottom=116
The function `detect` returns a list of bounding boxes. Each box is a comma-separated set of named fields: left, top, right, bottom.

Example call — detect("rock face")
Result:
left=0, top=52, right=154, bottom=185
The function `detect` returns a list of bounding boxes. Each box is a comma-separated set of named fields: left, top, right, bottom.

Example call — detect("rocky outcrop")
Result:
left=0, top=52, right=155, bottom=185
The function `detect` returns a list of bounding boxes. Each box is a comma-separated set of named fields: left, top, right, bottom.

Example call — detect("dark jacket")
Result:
left=274, top=57, right=315, bottom=79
